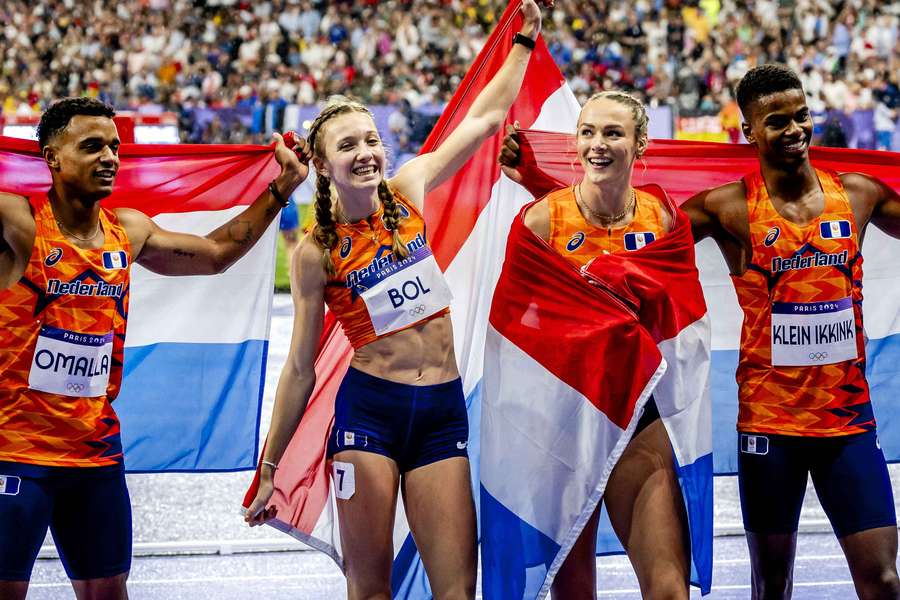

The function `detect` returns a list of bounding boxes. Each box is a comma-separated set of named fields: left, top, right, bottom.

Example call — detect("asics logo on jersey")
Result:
left=44, top=247, right=64, bottom=267
left=566, top=232, right=585, bottom=252
left=771, top=249, right=848, bottom=273
left=339, top=236, right=352, bottom=258
left=345, top=232, right=426, bottom=288
left=764, top=226, right=780, bottom=247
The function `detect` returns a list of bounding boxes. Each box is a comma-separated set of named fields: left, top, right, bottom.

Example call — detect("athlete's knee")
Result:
left=639, top=568, right=689, bottom=600
left=856, top=567, right=900, bottom=600
left=345, top=580, right=392, bottom=600
left=432, top=579, right=475, bottom=600
left=751, top=569, right=793, bottom=600
left=71, top=572, right=129, bottom=600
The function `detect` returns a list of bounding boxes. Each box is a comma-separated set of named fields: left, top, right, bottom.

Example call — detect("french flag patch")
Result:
left=624, top=231, right=656, bottom=251
left=820, top=220, right=851, bottom=240
left=102, top=251, right=128, bottom=270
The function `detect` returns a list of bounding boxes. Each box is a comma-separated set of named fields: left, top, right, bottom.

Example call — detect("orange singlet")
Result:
left=0, top=194, right=131, bottom=467
left=323, top=192, right=452, bottom=350
left=732, top=169, right=870, bottom=437
left=546, top=184, right=669, bottom=265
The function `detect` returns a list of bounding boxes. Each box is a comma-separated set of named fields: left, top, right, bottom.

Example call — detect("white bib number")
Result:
left=28, top=325, right=113, bottom=397
left=771, top=298, right=857, bottom=366
left=356, top=246, right=453, bottom=336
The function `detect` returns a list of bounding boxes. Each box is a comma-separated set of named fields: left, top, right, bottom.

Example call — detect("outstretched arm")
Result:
left=245, top=237, right=326, bottom=525
left=122, top=134, right=311, bottom=275
left=390, top=0, right=550, bottom=207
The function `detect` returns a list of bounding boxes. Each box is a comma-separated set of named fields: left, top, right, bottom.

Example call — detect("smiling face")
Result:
left=43, top=115, right=120, bottom=201
left=313, top=110, right=386, bottom=194
left=742, top=88, right=813, bottom=168
left=575, top=97, right=647, bottom=187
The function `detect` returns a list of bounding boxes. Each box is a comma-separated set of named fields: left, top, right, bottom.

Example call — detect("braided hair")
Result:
left=306, top=95, right=408, bottom=276
left=581, top=91, right=650, bottom=156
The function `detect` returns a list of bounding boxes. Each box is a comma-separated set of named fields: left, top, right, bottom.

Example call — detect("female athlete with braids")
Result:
left=245, top=2, right=549, bottom=598
left=500, top=91, right=692, bottom=598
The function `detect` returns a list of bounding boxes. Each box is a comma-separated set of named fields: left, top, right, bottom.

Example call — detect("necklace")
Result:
left=575, top=184, right=636, bottom=226
left=56, top=219, right=102, bottom=242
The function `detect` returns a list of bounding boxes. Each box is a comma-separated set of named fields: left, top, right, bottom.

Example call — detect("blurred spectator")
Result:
left=0, top=0, right=896, bottom=149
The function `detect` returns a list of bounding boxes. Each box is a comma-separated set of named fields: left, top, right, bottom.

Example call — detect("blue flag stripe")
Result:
left=117, top=340, right=266, bottom=472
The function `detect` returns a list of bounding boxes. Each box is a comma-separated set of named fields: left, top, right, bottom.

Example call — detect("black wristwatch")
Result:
left=268, top=181, right=290, bottom=207
left=513, top=32, right=536, bottom=50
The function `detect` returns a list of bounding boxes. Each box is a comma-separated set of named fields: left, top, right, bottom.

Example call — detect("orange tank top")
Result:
left=323, top=193, right=451, bottom=350
left=732, top=169, right=870, bottom=437
left=547, top=184, right=669, bottom=266
left=0, top=194, right=131, bottom=467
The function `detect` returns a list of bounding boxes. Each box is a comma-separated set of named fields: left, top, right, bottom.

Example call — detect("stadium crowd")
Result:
left=0, top=0, right=898, bottom=148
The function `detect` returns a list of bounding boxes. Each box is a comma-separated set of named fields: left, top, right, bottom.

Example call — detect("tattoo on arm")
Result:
left=228, top=221, right=254, bottom=245
left=266, top=202, right=281, bottom=219
left=173, top=248, right=196, bottom=259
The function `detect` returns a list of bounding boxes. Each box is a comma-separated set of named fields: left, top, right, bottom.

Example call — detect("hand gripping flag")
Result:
left=510, top=132, right=900, bottom=474
left=482, top=194, right=713, bottom=598
left=0, top=136, right=280, bottom=471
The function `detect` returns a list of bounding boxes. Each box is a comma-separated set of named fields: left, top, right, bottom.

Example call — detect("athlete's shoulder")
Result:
left=292, top=233, right=328, bottom=286
left=522, top=197, right=551, bottom=242
left=0, top=192, right=31, bottom=219
left=838, top=171, right=887, bottom=202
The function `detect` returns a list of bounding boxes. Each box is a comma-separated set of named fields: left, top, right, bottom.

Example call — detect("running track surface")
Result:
left=29, top=533, right=884, bottom=599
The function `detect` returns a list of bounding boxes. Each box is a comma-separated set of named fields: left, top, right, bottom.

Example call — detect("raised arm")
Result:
left=245, top=236, right=326, bottom=525
left=122, top=134, right=310, bottom=275
left=389, top=0, right=548, bottom=207
left=0, top=193, right=34, bottom=291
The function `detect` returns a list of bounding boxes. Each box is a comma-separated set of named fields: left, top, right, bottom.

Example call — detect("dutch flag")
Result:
left=102, top=250, right=128, bottom=270
left=820, top=220, right=851, bottom=239
left=623, top=231, right=656, bottom=251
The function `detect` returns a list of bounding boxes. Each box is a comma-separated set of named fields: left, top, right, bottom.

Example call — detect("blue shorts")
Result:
left=278, top=199, right=299, bottom=231
left=0, top=461, right=132, bottom=581
left=738, top=430, right=896, bottom=537
left=327, top=367, right=469, bottom=473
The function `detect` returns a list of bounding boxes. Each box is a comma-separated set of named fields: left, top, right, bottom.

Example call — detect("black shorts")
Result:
left=326, top=367, right=470, bottom=473
left=738, top=430, right=896, bottom=537
left=0, top=461, right=132, bottom=581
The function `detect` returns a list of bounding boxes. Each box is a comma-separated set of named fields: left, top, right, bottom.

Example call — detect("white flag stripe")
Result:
left=126, top=207, right=277, bottom=346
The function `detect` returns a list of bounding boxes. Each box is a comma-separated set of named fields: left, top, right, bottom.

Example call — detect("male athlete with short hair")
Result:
left=0, top=97, right=308, bottom=599
left=500, top=64, right=900, bottom=599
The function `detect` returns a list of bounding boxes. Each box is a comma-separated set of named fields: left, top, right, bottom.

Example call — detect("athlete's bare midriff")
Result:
left=350, top=312, right=459, bottom=385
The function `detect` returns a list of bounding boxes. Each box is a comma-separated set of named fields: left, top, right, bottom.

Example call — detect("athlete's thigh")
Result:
left=603, top=419, right=689, bottom=587
left=738, top=433, right=808, bottom=534
left=0, top=462, right=54, bottom=586
left=402, top=457, right=476, bottom=598
left=809, top=431, right=896, bottom=539
left=50, top=465, right=132, bottom=581
left=332, top=450, right=400, bottom=592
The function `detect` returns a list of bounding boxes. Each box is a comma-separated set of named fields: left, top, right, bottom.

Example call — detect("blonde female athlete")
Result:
left=245, top=2, right=550, bottom=598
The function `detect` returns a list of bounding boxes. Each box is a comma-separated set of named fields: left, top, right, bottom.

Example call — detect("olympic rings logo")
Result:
left=408, top=304, right=426, bottom=317
left=808, top=352, right=829, bottom=361
left=66, top=382, right=86, bottom=393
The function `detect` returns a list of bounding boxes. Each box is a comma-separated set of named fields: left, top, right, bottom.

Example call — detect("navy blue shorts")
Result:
left=738, top=430, right=896, bottom=537
left=0, top=461, right=132, bottom=581
left=327, top=367, right=469, bottom=473
left=278, top=199, right=299, bottom=231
